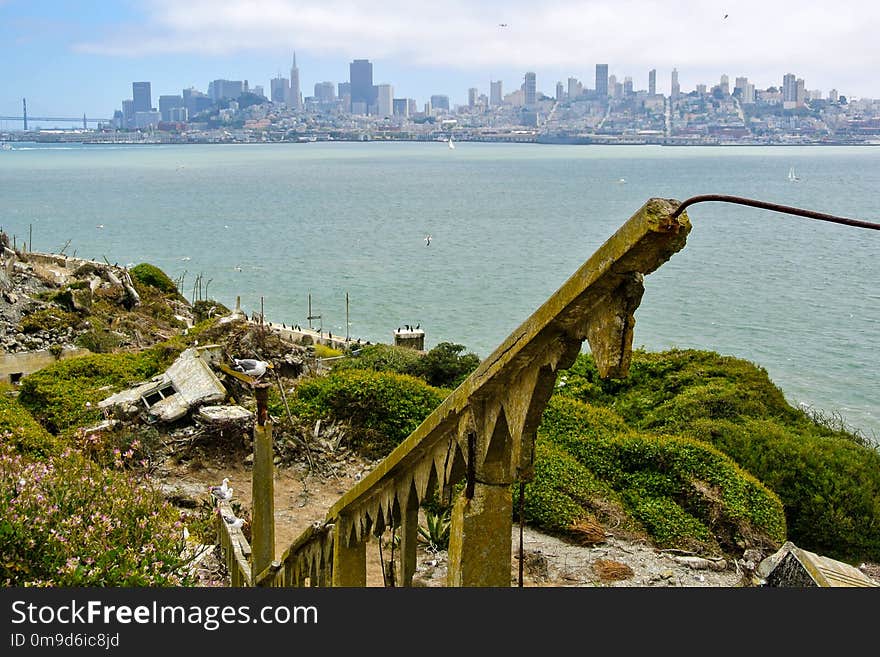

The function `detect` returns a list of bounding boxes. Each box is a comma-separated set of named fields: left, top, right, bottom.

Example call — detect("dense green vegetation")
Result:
left=554, top=349, right=880, bottom=562
left=335, top=341, right=480, bottom=388
left=129, top=263, right=180, bottom=295
left=285, top=369, right=449, bottom=458
left=0, top=387, right=61, bottom=457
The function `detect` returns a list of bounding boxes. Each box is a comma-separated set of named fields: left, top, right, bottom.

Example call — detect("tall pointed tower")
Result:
left=289, top=52, right=303, bottom=110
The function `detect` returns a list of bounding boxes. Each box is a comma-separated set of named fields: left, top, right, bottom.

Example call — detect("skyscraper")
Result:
left=648, top=69, right=656, bottom=96
left=782, top=73, right=797, bottom=103
left=490, top=80, right=503, bottom=107
left=270, top=76, right=289, bottom=104
left=523, top=72, right=536, bottom=106
left=567, top=77, right=580, bottom=100
left=350, top=59, right=375, bottom=114
left=158, top=95, right=183, bottom=122
left=556, top=81, right=564, bottom=101
left=468, top=87, right=478, bottom=107
left=314, top=82, right=335, bottom=103
left=376, top=84, right=394, bottom=117
left=595, top=64, right=608, bottom=99
left=671, top=68, right=680, bottom=100
left=289, top=52, right=302, bottom=110
left=132, top=82, right=152, bottom=114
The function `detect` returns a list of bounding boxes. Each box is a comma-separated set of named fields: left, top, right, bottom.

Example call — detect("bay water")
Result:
left=1, top=141, right=877, bottom=439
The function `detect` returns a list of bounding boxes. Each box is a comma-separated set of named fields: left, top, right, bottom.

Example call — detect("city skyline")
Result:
left=2, top=1, right=879, bottom=123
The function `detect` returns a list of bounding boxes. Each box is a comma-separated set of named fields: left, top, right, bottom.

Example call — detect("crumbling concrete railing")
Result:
left=216, top=499, right=252, bottom=586
left=259, top=198, right=691, bottom=587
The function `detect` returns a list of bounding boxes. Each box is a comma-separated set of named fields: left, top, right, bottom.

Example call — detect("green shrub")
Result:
left=314, top=343, right=343, bottom=358
left=536, top=396, right=787, bottom=555
left=75, top=328, right=122, bottom=353
left=288, top=370, right=448, bottom=458
left=0, top=446, right=194, bottom=586
left=410, top=342, right=481, bottom=388
left=560, top=349, right=880, bottom=563
left=333, top=343, right=423, bottom=376
left=0, top=390, right=61, bottom=458
left=129, top=263, right=179, bottom=295
left=17, top=308, right=80, bottom=334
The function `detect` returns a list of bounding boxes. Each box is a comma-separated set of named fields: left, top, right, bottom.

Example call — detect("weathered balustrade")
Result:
left=230, top=197, right=691, bottom=587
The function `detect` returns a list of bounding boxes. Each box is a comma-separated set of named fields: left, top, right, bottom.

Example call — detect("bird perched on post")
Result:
left=210, top=477, right=233, bottom=502
left=232, top=358, right=272, bottom=379
left=222, top=513, right=246, bottom=530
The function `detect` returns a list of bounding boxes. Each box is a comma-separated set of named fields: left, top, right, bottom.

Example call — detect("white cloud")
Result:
left=71, top=0, right=880, bottom=96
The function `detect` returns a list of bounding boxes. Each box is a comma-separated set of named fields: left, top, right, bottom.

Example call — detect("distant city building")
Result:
left=183, top=87, right=212, bottom=118
left=424, top=100, right=432, bottom=115
left=623, top=76, right=633, bottom=97
left=350, top=59, right=375, bottom=114
left=393, top=98, right=409, bottom=117
left=407, top=99, right=418, bottom=116
left=523, top=72, right=536, bottom=106
left=782, top=73, right=797, bottom=108
left=209, top=79, right=243, bottom=103
left=376, top=84, right=394, bottom=117
left=720, top=74, right=730, bottom=96
left=671, top=68, right=680, bottom=101
left=696, top=84, right=707, bottom=95
left=648, top=69, right=656, bottom=96
left=288, top=52, right=303, bottom=110
left=270, top=76, right=289, bottom=104
left=556, top=81, right=564, bottom=101
left=796, top=78, right=806, bottom=107
left=252, top=85, right=264, bottom=98
left=314, top=81, right=336, bottom=103
left=430, top=94, right=450, bottom=111
left=158, top=95, right=183, bottom=122
left=829, top=88, right=839, bottom=103
left=121, top=99, right=134, bottom=129
left=490, top=80, right=503, bottom=106
left=468, top=87, right=478, bottom=107
left=134, top=110, right=159, bottom=129
left=567, top=77, right=580, bottom=100
left=596, top=64, right=609, bottom=99
left=168, top=107, right=188, bottom=122
left=608, top=74, right=618, bottom=99
left=132, top=81, right=152, bottom=115
left=112, top=109, right=124, bottom=130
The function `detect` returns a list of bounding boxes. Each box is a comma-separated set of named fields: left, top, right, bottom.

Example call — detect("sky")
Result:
left=1, top=0, right=878, bottom=127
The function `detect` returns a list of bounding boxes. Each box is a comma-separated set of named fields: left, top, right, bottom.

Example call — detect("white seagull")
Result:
left=425, top=234, right=432, bottom=246
left=232, top=358, right=272, bottom=379
left=209, top=477, right=233, bottom=501
left=223, top=514, right=246, bottom=530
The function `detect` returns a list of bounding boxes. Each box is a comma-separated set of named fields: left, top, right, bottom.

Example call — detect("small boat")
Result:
left=788, top=166, right=800, bottom=182
left=0, top=142, right=12, bottom=151
left=447, top=136, right=455, bottom=150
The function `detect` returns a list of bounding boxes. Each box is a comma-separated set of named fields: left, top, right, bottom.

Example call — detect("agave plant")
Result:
left=418, top=508, right=451, bottom=552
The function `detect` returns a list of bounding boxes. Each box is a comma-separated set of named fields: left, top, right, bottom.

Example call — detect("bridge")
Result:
left=218, top=197, right=692, bottom=587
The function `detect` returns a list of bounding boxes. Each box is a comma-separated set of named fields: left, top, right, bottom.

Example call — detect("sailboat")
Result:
left=447, top=135, right=455, bottom=150
left=788, top=166, right=800, bottom=182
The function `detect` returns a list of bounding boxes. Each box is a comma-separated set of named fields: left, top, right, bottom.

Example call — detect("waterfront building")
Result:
left=596, top=64, right=609, bottom=99
left=350, top=59, right=375, bottom=114
left=134, top=110, right=159, bottom=129
left=490, top=80, right=503, bottom=106
left=132, top=82, right=152, bottom=114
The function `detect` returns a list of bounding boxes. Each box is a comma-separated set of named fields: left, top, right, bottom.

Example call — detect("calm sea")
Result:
left=1, top=141, right=878, bottom=439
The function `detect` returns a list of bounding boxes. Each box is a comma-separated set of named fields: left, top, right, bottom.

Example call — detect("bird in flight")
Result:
left=425, top=234, right=432, bottom=246
left=499, top=23, right=508, bottom=27
left=723, top=12, right=728, bottom=19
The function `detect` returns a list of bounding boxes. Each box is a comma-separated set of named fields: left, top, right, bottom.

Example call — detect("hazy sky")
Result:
left=2, top=0, right=878, bottom=125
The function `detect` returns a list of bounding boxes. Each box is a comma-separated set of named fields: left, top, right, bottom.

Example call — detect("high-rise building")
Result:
left=782, top=73, right=797, bottom=103
left=595, top=64, right=609, bottom=99
left=209, top=80, right=243, bottom=103
left=158, top=95, right=183, bottom=122
left=132, top=82, right=152, bottom=114
left=608, top=75, right=618, bottom=98
left=314, top=81, right=336, bottom=103
left=796, top=78, right=806, bottom=107
left=829, top=88, right=839, bottom=103
left=393, top=98, right=409, bottom=117
left=350, top=59, right=375, bottom=114
left=567, top=77, right=580, bottom=100
left=670, top=68, right=680, bottom=101
left=407, top=99, right=418, bottom=116
left=490, top=80, right=503, bottom=107
left=556, top=81, right=564, bottom=101
left=271, top=76, right=289, bottom=104
left=523, top=72, right=536, bottom=106
left=289, top=52, right=302, bottom=110
left=623, top=77, right=633, bottom=96
left=121, top=99, right=134, bottom=129
left=468, top=87, right=479, bottom=107
left=376, top=84, right=394, bottom=117
left=430, top=95, right=450, bottom=111
left=183, top=87, right=212, bottom=118
left=648, top=69, right=656, bottom=96
left=719, top=74, right=730, bottom=96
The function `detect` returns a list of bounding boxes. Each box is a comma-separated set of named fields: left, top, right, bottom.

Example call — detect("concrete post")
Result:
left=447, top=482, right=513, bottom=587
left=398, top=491, right=420, bottom=587
left=251, top=384, right=275, bottom=580
left=332, top=519, right=367, bottom=586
